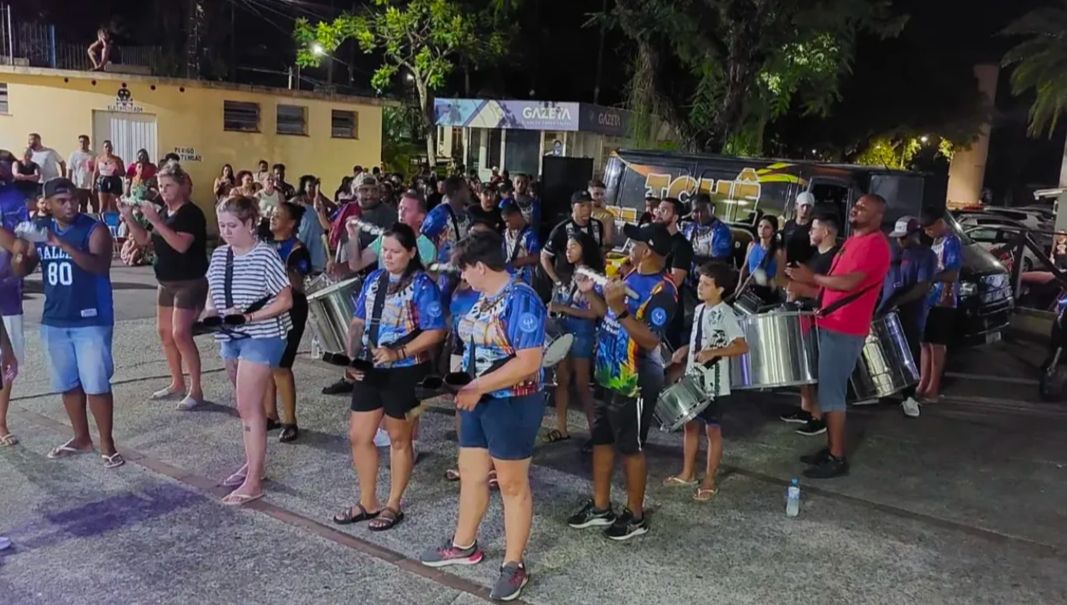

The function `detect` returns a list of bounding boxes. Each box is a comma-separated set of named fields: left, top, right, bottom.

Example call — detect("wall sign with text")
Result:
left=173, top=147, right=201, bottom=162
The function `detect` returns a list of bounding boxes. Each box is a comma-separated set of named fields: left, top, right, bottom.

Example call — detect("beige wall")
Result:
left=0, top=68, right=383, bottom=221
left=946, top=64, right=999, bottom=207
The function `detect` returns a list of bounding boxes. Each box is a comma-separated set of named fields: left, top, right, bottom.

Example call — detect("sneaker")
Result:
left=322, top=378, right=354, bottom=395
left=799, top=447, right=830, bottom=466
left=779, top=409, right=813, bottom=424
left=901, top=397, right=921, bottom=418
left=802, top=454, right=849, bottom=479
left=419, top=538, right=484, bottom=568
left=490, top=561, right=529, bottom=601
left=373, top=428, right=391, bottom=448
left=851, top=397, right=880, bottom=406
left=604, top=508, right=649, bottom=541
left=795, top=418, right=826, bottom=436
left=567, top=499, right=616, bottom=529
left=0, top=536, right=10, bottom=550
left=175, top=395, right=201, bottom=411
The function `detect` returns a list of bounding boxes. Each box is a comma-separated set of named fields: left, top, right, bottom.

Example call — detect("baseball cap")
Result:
left=571, top=190, right=593, bottom=204
left=796, top=192, right=815, bottom=207
left=43, top=177, right=77, bottom=198
left=357, top=175, right=379, bottom=188
left=623, top=222, right=672, bottom=257
left=500, top=201, right=522, bottom=216
left=889, top=216, right=922, bottom=237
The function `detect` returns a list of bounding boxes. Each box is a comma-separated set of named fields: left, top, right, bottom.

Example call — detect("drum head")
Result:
left=542, top=333, right=574, bottom=368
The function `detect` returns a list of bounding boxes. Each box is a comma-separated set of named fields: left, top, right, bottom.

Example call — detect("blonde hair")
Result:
left=157, top=160, right=190, bottom=186
left=217, top=195, right=260, bottom=224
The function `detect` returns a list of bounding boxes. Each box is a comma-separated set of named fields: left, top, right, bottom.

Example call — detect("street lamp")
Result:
left=405, top=72, right=414, bottom=82
left=920, top=135, right=929, bottom=143
left=311, top=43, right=325, bottom=56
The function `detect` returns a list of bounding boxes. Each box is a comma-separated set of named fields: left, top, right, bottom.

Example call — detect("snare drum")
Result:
left=653, top=375, right=710, bottom=432
left=543, top=317, right=574, bottom=368
left=306, top=276, right=362, bottom=356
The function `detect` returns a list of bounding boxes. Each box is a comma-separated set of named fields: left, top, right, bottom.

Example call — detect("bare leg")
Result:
left=553, top=358, right=573, bottom=436
left=61, top=388, right=93, bottom=449
left=621, top=452, right=648, bottom=518
left=799, top=385, right=822, bottom=419
left=231, top=359, right=272, bottom=498
left=673, top=420, right=700, bottom=482
left=591, top=444, right=615, bottom=511
left=87, top=392, right=116, bottom=456
left=171, top=306, right=203, bottom=401
left=262, top=375, right=279, bottom=422
left=382, top=415, right=415, bottom=510
left=571, top=358, right=596, bottom=431
left=824, top=411, right=846, bottom=458
left=156, top=304, right=185, bottom=393
left=453, top=447, right=492, bottom=547
left=274, top=369, right=297, bottom=425
left=0, top=374, right=13, bottom=438
left=917, top=344, right=932, bottom=396
left=349, top=409, right=385, bottom=513
left=927, top=344, right=947, bottom=398
left=701, top=424, right=723, bottom=490
left=493, top=456, right=533, bottom=563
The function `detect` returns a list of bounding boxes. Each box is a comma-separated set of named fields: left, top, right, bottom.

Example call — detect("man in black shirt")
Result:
left=468, top=184, right=505, bottom=233
left=272, top=163, right=296, bottom=200
left=654, top=197, right=693, bottom=348
left=782, top=192, right=816, bottom=265
left=540, top=190, right=604, bottom=286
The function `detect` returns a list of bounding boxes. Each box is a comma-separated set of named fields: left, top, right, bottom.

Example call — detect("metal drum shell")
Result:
left=731, top=310, right=818, bottom=390
left=850, top=312, right=919, bottom=400
left=653, top=375, right=710, bottom=432
left=542, top=316, right=574, bottom=368
left=306, top=276, right=362, bottom=355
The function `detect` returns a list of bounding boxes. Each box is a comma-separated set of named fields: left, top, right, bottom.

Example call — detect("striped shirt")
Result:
left=206, top=242, right=292, bottom=340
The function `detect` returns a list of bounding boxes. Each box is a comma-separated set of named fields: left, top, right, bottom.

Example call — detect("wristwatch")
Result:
left=615, top=309, right=630, bottom=321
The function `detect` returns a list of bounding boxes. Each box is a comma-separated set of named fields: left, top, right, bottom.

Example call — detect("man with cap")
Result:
left=13, top=177, right=123, bottom=468
left=683, top=193, right=733, bottom=269
left=568, top=222, right=678, bottom=540
left=878, top=216, right=937, bottom=417
left=501, top=201, right=541, bottom=286
left=654, top=197, right=694, bottom=349
left=782, top=192, right=817, bottom=265
left=918, top=208, right=962, bottom=404
left=540, top=190, right=605, bottom=287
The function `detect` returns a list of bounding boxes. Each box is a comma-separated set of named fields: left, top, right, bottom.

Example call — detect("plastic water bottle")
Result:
left=310, top=334, right=323, bottom=360
left=786, top=478, right=801, bottom=517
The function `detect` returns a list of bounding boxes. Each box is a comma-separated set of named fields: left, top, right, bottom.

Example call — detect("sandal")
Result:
left=368, top=507, right=405, bottom=531
left=488, top=470, right=499, bottom=490
left=663, top=475, right=698, bottom=487
left=693, top=487, right=718, bottom=502
left=221, top=491, right=264, bottom=507
left=265, top=418, right=282, bottom=431
left=279, top=425, right=299, bottom=443
left=332, top=503, right=380, bottom=525
left=102, top=452, right=126, bottom=469
left=544, top=429, right=572, bottom=444
left=0, top=433, right=18, bottom=447
left=47, top=438, right=93, bottom=459
left=444, top=468, right=461, bottom=482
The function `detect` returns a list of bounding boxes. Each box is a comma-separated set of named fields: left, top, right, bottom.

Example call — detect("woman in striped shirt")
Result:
left=205, top=196, right=293, bottom=506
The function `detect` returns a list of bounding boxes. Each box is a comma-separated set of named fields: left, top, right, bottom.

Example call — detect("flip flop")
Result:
left=102, top=452, right=126, bottom=469
left=0, top=433, right=18, bottom=447
left=693, top=487, right=719, bottom=502
left=150, top=386, right=182, bottom=400
left=488, top=470, right=499, bottom=490
left=444, top=468, right=461, bottom=482
left=221, top=492, right=264, bottom=507
left=544, top=429, right=572, bottom=444
left=368, top=507, right=405, bottom=531
left=332, top=503, right=380, bottom=525
left=663, top=475, right=698, bottom=487
left=47, top=438, right=92, bottom=459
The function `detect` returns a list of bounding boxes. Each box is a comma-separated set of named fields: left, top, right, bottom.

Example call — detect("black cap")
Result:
left=43, top=177, right=77, bottom=198
left=497, top=180, right=514, bottom=192
left=500, top=201, right=522, bottom=216
left=623, top=223, right=672, bottom=257
left=571, top=190, right=593, bottom=204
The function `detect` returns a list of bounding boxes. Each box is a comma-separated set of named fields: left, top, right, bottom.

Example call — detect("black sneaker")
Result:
left=799, top=447, right=830, bottom=466
left=490, top=561, right=529, bottom=601
left=779, top=409, right=813, bottom=424
left=795, top=418, right=826, bottom=436
left=322, top=378, right=354, bottom=395
left=567, top=499, right=616, bottom=529
left=604, top=508, right=649, bottom=541
left=803, top=454, right=849, bottom=479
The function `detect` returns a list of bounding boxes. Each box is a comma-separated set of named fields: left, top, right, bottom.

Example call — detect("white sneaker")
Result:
left=373, top=428, right=390, bottom=448
left=901, top=397, right=921, bottom=418
left=176, top=395, right=201, bottom=411
left=151, top=386, right=181, bottom=400
left=0, top=536, right=11, bottom=550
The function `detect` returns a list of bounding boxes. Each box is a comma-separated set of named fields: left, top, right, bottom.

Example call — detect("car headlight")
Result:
left=959, top=282, right=977, bottom=298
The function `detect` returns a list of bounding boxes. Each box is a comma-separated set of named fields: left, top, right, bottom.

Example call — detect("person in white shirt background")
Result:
left=28, top=133, right=65, bottom=182
left=67, top=135, right=96, bottom=213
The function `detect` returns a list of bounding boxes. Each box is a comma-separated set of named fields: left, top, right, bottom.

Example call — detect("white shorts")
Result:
left=2, top=315, right=24, bottom=366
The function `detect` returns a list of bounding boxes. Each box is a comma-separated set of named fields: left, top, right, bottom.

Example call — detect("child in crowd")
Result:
left=664, top=262, right=748, bottom=501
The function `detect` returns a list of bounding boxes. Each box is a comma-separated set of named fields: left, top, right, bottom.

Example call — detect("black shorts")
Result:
left=695, top=394, right=733, bottom=426
left=350, top=362, right=431, bottom=419
left=923, top=307, right=956, bottom=346
left=278, top=291, right=308, bottom=369
left=96, top=175, right=123, bottom=195
left=591, top=375, right=662, bottom=456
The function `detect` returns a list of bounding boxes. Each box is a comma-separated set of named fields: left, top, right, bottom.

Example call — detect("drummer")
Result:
left=501, top=202, right=541, bottom=286
left=333, top=223, right=446, bottom=531
left=664, top=262, right=746, bottom=501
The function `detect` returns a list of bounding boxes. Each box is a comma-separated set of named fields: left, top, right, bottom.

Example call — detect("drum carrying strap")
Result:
left=366, top=270, right=391, bottom=348
left=815, top=241, right=881, bottom=318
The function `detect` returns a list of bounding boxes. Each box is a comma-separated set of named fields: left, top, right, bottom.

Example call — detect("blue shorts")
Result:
left=459, top=392, right=546, bottom=460
left=568, top=332, right=595, bottom=360
left=220, top=337, right=287, bottom=368
left=817, top=328, right=867, bottom=413
left=41, top=324, right=114, bottom=396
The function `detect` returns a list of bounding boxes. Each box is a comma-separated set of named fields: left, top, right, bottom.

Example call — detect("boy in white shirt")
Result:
left=664, top=262, right=748, bottom=501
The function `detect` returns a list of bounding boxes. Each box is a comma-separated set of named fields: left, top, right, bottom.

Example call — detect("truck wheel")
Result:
left=1038, top=365, right=1067, bottom=401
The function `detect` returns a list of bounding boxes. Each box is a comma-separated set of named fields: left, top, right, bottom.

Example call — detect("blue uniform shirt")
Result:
left=456, top=278, right=546, bottom=399
left=422, top=203, right=470, bottom=300
left=880, top=243, right=937, bottom=332
left=504, top=226, right=541, bottom=286
left=36, top=214, right=114, bottom=328
left=928, top=234, right=962, bottom=308
left=353, top=269, right=445, bottom=368
left=554, top=281, right=595, bottom=337
left=683, top=219, right=733, bottom=260
left=0, top=184, right=29, bottom=316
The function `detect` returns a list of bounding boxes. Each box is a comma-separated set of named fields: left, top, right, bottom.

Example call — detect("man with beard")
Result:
left=541, top=190, right=604, bottom=287
left=782, top=192, right=816, bottom=265
left=588, top=179, right=616, bottom=252
left=682, top=194, right=733, bottom=271
left=327, top=175, right=393, bottom=279
left=512, top=173, right=541, bottom=233
left=654, top=198, right=694, bottom=349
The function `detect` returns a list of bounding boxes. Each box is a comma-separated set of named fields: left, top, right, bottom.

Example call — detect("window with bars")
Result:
left=331, top=110, right=358, bottom=139
left=277, top=104, right=307, bottom=136
left=0, top=84, right=8, bottom=114
left=223, top=101, right=260, bottom=132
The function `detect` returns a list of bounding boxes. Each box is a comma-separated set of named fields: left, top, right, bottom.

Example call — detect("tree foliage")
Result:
left=605, top=0, right=907, bottom=154
left=1002, top=0, right=1067, bottom=138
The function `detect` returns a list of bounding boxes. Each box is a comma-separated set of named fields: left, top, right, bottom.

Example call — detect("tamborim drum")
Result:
left=850, top=312, right=919, bottom=400
left=543, top=317, right=574, bottom=368
left=731, top=309, right=818, bottom=389
left=653, top=375, right=710, bottom=432
left=306, top=276, right=362, bottom=356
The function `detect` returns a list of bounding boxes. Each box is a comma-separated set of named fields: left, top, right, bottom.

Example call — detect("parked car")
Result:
left=980, top=207, right=1053, bottom=231
left=963, top=224, right=1043, bottom=274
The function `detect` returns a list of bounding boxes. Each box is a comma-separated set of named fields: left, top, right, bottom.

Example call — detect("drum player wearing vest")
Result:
left=785, top=194, right=890, bottom=479
left=663, top=262, right=747, bottom=502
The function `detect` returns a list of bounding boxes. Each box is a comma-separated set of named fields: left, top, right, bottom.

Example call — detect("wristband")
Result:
left=615, top=309, right=630, bottom=321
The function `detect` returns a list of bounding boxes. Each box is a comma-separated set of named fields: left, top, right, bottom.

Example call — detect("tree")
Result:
left=604, top=0, right=906, bottom=154
left=294, top=0, right=506, bottom=165
left=1002, top=1, right=1067, bottom=138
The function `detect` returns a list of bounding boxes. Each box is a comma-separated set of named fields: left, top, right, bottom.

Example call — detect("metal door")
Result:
left=92, top=111, right=158, bottom=165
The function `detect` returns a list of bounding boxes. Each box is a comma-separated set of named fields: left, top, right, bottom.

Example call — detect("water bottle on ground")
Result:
left=311, top=334, right=323, bottom=360
left=786, top=478, right=800, bottom=517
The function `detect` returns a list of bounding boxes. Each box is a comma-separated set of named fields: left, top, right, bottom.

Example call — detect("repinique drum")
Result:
left=543, top=317, right=574, bottom=368
left=653, top=375, right=710, bottom=432
left=306, top=276, right=362, bottom=356
left=850, top=311, right=919, bottom=400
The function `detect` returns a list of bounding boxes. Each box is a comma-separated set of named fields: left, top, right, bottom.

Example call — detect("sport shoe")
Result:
left=851, top=397, right=880, bottom=406
left=567, top=499, right=616, bottom=529
left=490, top=561, right=529, bottom=601
left=795, top=418, right=826, bottom=436
left=780, top=409, right=813, bottom=424
left=0, top=536, right=11, bottom=550
left=803, top=454, right=849, bottom=479
left=373, top=428, right=391, bottom=448
left=175, top=395, right=201, bottom=411
left=799, top=447, right=830, bottom=466
left=901, top=397, right=921, bottom=418
left=604, top=508, right=649, bottom=541
left=419, top=538, right=485, bottom=568
left=322, top=378, right=354, bottom=395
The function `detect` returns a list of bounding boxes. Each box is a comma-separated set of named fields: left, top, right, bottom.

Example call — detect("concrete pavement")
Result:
left=2, top=266, right=1066, bottom=604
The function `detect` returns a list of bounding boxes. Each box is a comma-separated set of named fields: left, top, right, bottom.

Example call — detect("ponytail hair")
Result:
left=382, top=222, right=424, bottom=285
left=217, top=195, right=260, bottom=225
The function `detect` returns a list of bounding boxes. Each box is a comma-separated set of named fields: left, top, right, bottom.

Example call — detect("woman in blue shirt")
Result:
left=739, top=215, right=784, bottom=302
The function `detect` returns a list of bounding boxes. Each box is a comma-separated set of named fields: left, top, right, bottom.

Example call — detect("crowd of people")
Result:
left=0, top=138, right=971, bottom=600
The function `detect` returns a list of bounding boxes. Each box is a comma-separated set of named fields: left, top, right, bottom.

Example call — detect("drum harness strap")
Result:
left=365, top=270, right=423, bottom=362
left=507, top=225, right=531, bottom=264
left=212, top=247, right=272, bottom=341
left=815, top=243, right=882, bottom=318
left=690, top=306, right=722, bottom=400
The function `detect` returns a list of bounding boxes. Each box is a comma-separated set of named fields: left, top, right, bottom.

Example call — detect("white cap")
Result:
left=796, top=192, right=815, bottom=207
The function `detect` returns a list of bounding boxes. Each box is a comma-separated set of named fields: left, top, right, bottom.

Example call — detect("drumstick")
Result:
left=575, top=266, right=639, bottom=299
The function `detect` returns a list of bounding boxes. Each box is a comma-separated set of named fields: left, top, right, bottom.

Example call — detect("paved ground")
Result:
left=2, top=267, right=1066, bottom=604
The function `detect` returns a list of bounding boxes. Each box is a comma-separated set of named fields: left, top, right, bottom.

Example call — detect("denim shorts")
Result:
left=817, top=328, right=867, bottom=413
left=568, top=331, right=595, bottom=360
left=459, top=392, right=546, bottom=460
left=220, top=337, right=287, bottom=368
left=40, top=324, right=114, bottom=395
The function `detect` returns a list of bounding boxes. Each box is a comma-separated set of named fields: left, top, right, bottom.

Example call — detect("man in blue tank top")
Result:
left=18, top=177, right=123, bottom=468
